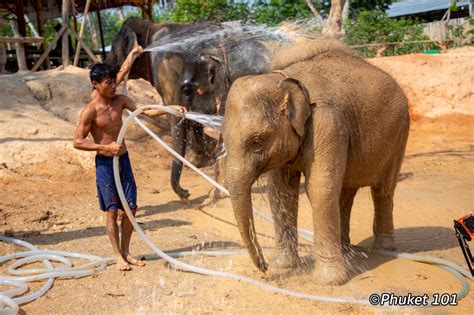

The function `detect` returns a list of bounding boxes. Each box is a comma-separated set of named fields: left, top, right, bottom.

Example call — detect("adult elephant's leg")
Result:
left=339, top=187, right=358, bottom=248
left=171, top=116, right=190, bottom=199
left=268, top=168, right=301, bottom=268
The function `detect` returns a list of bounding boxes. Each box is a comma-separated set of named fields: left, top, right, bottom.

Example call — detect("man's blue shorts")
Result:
left=95, top=152, right=137, bottom=211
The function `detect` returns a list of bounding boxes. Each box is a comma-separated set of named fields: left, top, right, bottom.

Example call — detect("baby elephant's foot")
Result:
left=373, top=232, right=395, bottom=251
left=314, top=256, right=349, bottom=286
left=270, top=249, right=299, bottom=269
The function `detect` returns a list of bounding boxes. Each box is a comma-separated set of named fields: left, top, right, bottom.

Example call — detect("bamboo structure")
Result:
left=0, top=0, right=154, bottom=71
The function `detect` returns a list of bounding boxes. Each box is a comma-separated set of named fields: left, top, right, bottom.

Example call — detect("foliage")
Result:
left=344, top=10, right=438, bottom=57
left=447, top=18, right=474, bottom=46
left=251, top=0, right=313, bottom=26
left=348, top=0, right=394, bottom=17
left=468, top=18, right=474, bottom=45
left=159, top=0, right=315, bottom=25
left=158, top=0, right=250, bottom=23
left=0, top=21, right=13, bottom=37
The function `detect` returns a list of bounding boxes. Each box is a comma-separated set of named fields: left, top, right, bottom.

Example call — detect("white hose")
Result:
left=0, top=235, right=110, bottom=314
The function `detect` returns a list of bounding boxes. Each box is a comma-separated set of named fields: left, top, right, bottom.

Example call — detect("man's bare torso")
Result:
left=90, top=95, right=127, bottom=156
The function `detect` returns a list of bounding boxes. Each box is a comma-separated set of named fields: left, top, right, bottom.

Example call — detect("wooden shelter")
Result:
left=0, top=0, right=154, bottom=72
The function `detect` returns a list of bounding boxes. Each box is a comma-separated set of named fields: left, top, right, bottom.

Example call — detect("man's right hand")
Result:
left=131, top=45, right=143, bottom=57
left=105, top=141, right=123, bottom=156
left=170, top=105, right=187, bottom=118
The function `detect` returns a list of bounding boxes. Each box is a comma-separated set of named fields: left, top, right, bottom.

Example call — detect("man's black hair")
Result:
left=89, top=63, right=119, bottom=83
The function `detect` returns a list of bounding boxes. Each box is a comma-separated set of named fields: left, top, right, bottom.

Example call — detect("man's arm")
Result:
left=116, top=45, right=143, bottom=85
left=120, top=95, right=187, bottom=118
left=73, top=105, right=122, bottom=155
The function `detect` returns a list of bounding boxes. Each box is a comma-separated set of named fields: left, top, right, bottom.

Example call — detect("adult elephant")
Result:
left=105, top=18, right=225, bottom=199
left=222, top=41, right=410, bottom=285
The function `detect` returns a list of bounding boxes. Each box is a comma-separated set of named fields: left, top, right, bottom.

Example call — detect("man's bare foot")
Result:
left=116, top=256, right=131, bottom=271
left=125, top=255, right=145, bottom=267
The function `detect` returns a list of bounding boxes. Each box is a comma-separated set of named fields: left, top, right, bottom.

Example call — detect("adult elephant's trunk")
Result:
left=170, top=116, right=189, bottom=199
left=227, top=162, right=268, bottom=273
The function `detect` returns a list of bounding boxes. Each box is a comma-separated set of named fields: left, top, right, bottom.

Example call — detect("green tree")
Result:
left=252, top=0, right=312, bottom=26
left=163, top=0, right=251, bottom=23
left=348, top=0, right=394, bottom=17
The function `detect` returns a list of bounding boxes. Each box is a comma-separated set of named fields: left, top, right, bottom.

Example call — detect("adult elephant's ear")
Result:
left=125, top=31, right=138, bottom=53
left=278, top=78, right=311, bottom=138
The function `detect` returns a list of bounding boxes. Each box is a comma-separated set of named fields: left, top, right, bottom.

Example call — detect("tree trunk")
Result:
left=341, top=0, right=350, bottom=34
left=24, top=14, right=40, bottom=37
left=117, top=7, right=125, bottom=22
left=323, top=0, right=346, bottom=38
left=305, top=0, right=323, bottom=23
left=342, top=0, right=350, bottom=21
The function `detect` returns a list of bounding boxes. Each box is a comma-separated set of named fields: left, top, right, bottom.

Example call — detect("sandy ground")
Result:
left=0, top=47, right=473, bottom=314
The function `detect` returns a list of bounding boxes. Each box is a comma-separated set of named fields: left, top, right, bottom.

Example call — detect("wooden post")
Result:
left=147, top=0, right=153, bottom=20
left=9, top=19, right=28, bottom=71
left=61, top=0, right=70, bottom=67
left=16, top=0, right=26, bottom=37
left=73, top=0, right=91, bottom=66
left=35, top=0, right=50, bottom=69
left=96, top=10, right=106, bottom=60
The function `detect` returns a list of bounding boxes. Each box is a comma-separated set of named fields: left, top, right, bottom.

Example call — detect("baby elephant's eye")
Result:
left=249, top=136, right=264, bottom=152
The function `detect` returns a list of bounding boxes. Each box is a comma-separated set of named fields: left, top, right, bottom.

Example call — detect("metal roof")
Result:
left=387, top=0, right=472, bottom=18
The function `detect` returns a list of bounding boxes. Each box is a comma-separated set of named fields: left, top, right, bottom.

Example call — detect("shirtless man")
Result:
left=73, top=63, right=186, bottom=270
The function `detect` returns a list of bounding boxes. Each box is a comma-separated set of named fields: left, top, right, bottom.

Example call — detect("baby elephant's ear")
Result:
left=278, top=78, right=311, bottom=138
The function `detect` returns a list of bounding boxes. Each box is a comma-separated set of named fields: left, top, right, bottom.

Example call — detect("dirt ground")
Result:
left=0, top=47, right=473, bottom=314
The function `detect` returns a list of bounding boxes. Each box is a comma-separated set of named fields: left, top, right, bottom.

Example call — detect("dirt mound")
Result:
left=20, top=66, right=163, bottom=124
left=0, top=66, right=164, bottom=175
left=369, top=46, right=474, bottom=119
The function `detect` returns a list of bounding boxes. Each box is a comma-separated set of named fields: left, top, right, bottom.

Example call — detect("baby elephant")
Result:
left=223, top=44, right=409, bottom=285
